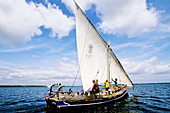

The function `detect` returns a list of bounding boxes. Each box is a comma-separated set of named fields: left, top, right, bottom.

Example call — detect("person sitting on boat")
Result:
left=56, top=85, right=64, bottom=99
left=58, top=86, right=64, bottom=94
left=112, top=78, right=119, bottom=90
left=105, top=80, right=110, bottom=91
left=68, top=88, right=73, bottom=95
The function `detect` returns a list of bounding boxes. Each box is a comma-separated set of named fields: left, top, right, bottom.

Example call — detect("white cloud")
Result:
left=0, top=57, right=80, bottom=85
left=156, top=23, right=170, bottom=33
left=120, top=57, right=170, bottom=83
left=0, top=44, right=47, bottom=53
left=95, top=0, right=159, bottom=37
left=45, top=0, right=49, bottom=5
left=63, top=0, right=159, bottom=37
left=62, top=0, right=96, bottom=12
left=0, top=0, right=161, bottom=46
left=111, top=42, right=152, bottom=50
left=0, top=0, right=75, bottom=46
left=122, top=57, right=170, bottom=76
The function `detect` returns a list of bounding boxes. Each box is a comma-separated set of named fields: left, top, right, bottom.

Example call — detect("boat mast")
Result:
left=107, top=41, right=111, bottom=82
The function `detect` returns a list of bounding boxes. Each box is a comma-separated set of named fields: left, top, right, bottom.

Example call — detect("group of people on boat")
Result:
left=48, top=83, right=75, bottom=96
left=90, top=78, right=119, bottom=95
left=48, top=83, right=63, bottom=95
left=105, top=78, right=119, bottom=90
left=48, top=78, right=119, bottom=96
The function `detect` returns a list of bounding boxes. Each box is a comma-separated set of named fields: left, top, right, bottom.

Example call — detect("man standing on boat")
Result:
left=112, top=78, right=119, bottom=90
left=48, top=84, right=56, bottom=95
left=95, top=79, right=100, bottom=93
left=90, top=80, right=99, bottom=95
left=105, top=80, right=110, bottom=91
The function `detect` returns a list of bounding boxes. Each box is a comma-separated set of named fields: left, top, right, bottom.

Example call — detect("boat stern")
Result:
left=44, top=95, right=69, bottom=109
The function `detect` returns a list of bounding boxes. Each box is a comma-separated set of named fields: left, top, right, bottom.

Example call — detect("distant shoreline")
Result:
left=0, top=85, right=47, bottom=87
left=134, top=82, right=170, bottom=85
left=0, top=82, right=169, bottom=87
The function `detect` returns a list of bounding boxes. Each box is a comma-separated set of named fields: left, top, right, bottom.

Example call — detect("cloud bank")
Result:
left=96, top=0, right=159, bottom=37
left=0, top=57, right=80, bottom=85
left=1, top=56, right=169, bottom=85
left=121, top=57, right=170, bottom=83
left=0, top=0, right=74, bottom=46
left=63, top=0, right=159, bottom=37
left=0, top=0, right=161, bottom=46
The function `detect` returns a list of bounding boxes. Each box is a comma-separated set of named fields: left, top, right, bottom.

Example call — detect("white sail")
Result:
left=110, top=50, right=134, bottom=88
left=75, top=4, right=108, bottom=91
left=75, top=3, right=134, bottom=91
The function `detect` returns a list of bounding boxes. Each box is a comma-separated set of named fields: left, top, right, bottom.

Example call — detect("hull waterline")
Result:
left=45, top=89, right=128, bottom=111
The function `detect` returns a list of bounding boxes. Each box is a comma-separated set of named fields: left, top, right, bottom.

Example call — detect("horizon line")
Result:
left=0, top=82, right=170, bottom=87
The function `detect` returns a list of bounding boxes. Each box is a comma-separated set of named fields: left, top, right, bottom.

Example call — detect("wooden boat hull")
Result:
left=44, top=88, right=128, bottom=110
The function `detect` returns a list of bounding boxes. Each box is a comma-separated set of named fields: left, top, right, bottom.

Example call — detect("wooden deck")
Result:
left=49, top=85, right=127, bottom=103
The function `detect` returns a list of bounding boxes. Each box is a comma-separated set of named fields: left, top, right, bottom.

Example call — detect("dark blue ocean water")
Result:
left=0, top=84, right=169, bottom=113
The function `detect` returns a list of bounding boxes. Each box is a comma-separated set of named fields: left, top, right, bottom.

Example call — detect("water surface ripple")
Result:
left=0, top=83, right=169, bottom=113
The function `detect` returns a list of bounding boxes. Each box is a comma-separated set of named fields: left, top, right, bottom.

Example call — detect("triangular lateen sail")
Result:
left=74, top=2, right=134, bottom=91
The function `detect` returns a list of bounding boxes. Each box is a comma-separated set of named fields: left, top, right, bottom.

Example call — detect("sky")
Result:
left=0, top=0, right=170, bottom=86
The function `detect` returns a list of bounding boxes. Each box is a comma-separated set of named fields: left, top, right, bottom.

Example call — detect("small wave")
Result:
left=133, top=95, right=143, bottom=98
left=150, top=96, right=159, bottom=99
left=126, top=95, right=170, bottom=113
left=152, top=99, right=164, bottom=103
left=36, top=99, right=44, bottom=102
left=150, top=95, right=170, bottom=100
left=133, top=95, right=168, bottom=101
left=128, top=94, right=133, bottom=98
left=2, top=99, right=27, bottom=106
left=133, top=95, right=151, bottom=98
left=146, top=104, right=170, bottom=112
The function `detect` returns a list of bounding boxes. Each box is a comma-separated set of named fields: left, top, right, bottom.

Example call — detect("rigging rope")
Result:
left=70, top=65, right=80, bottom=89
